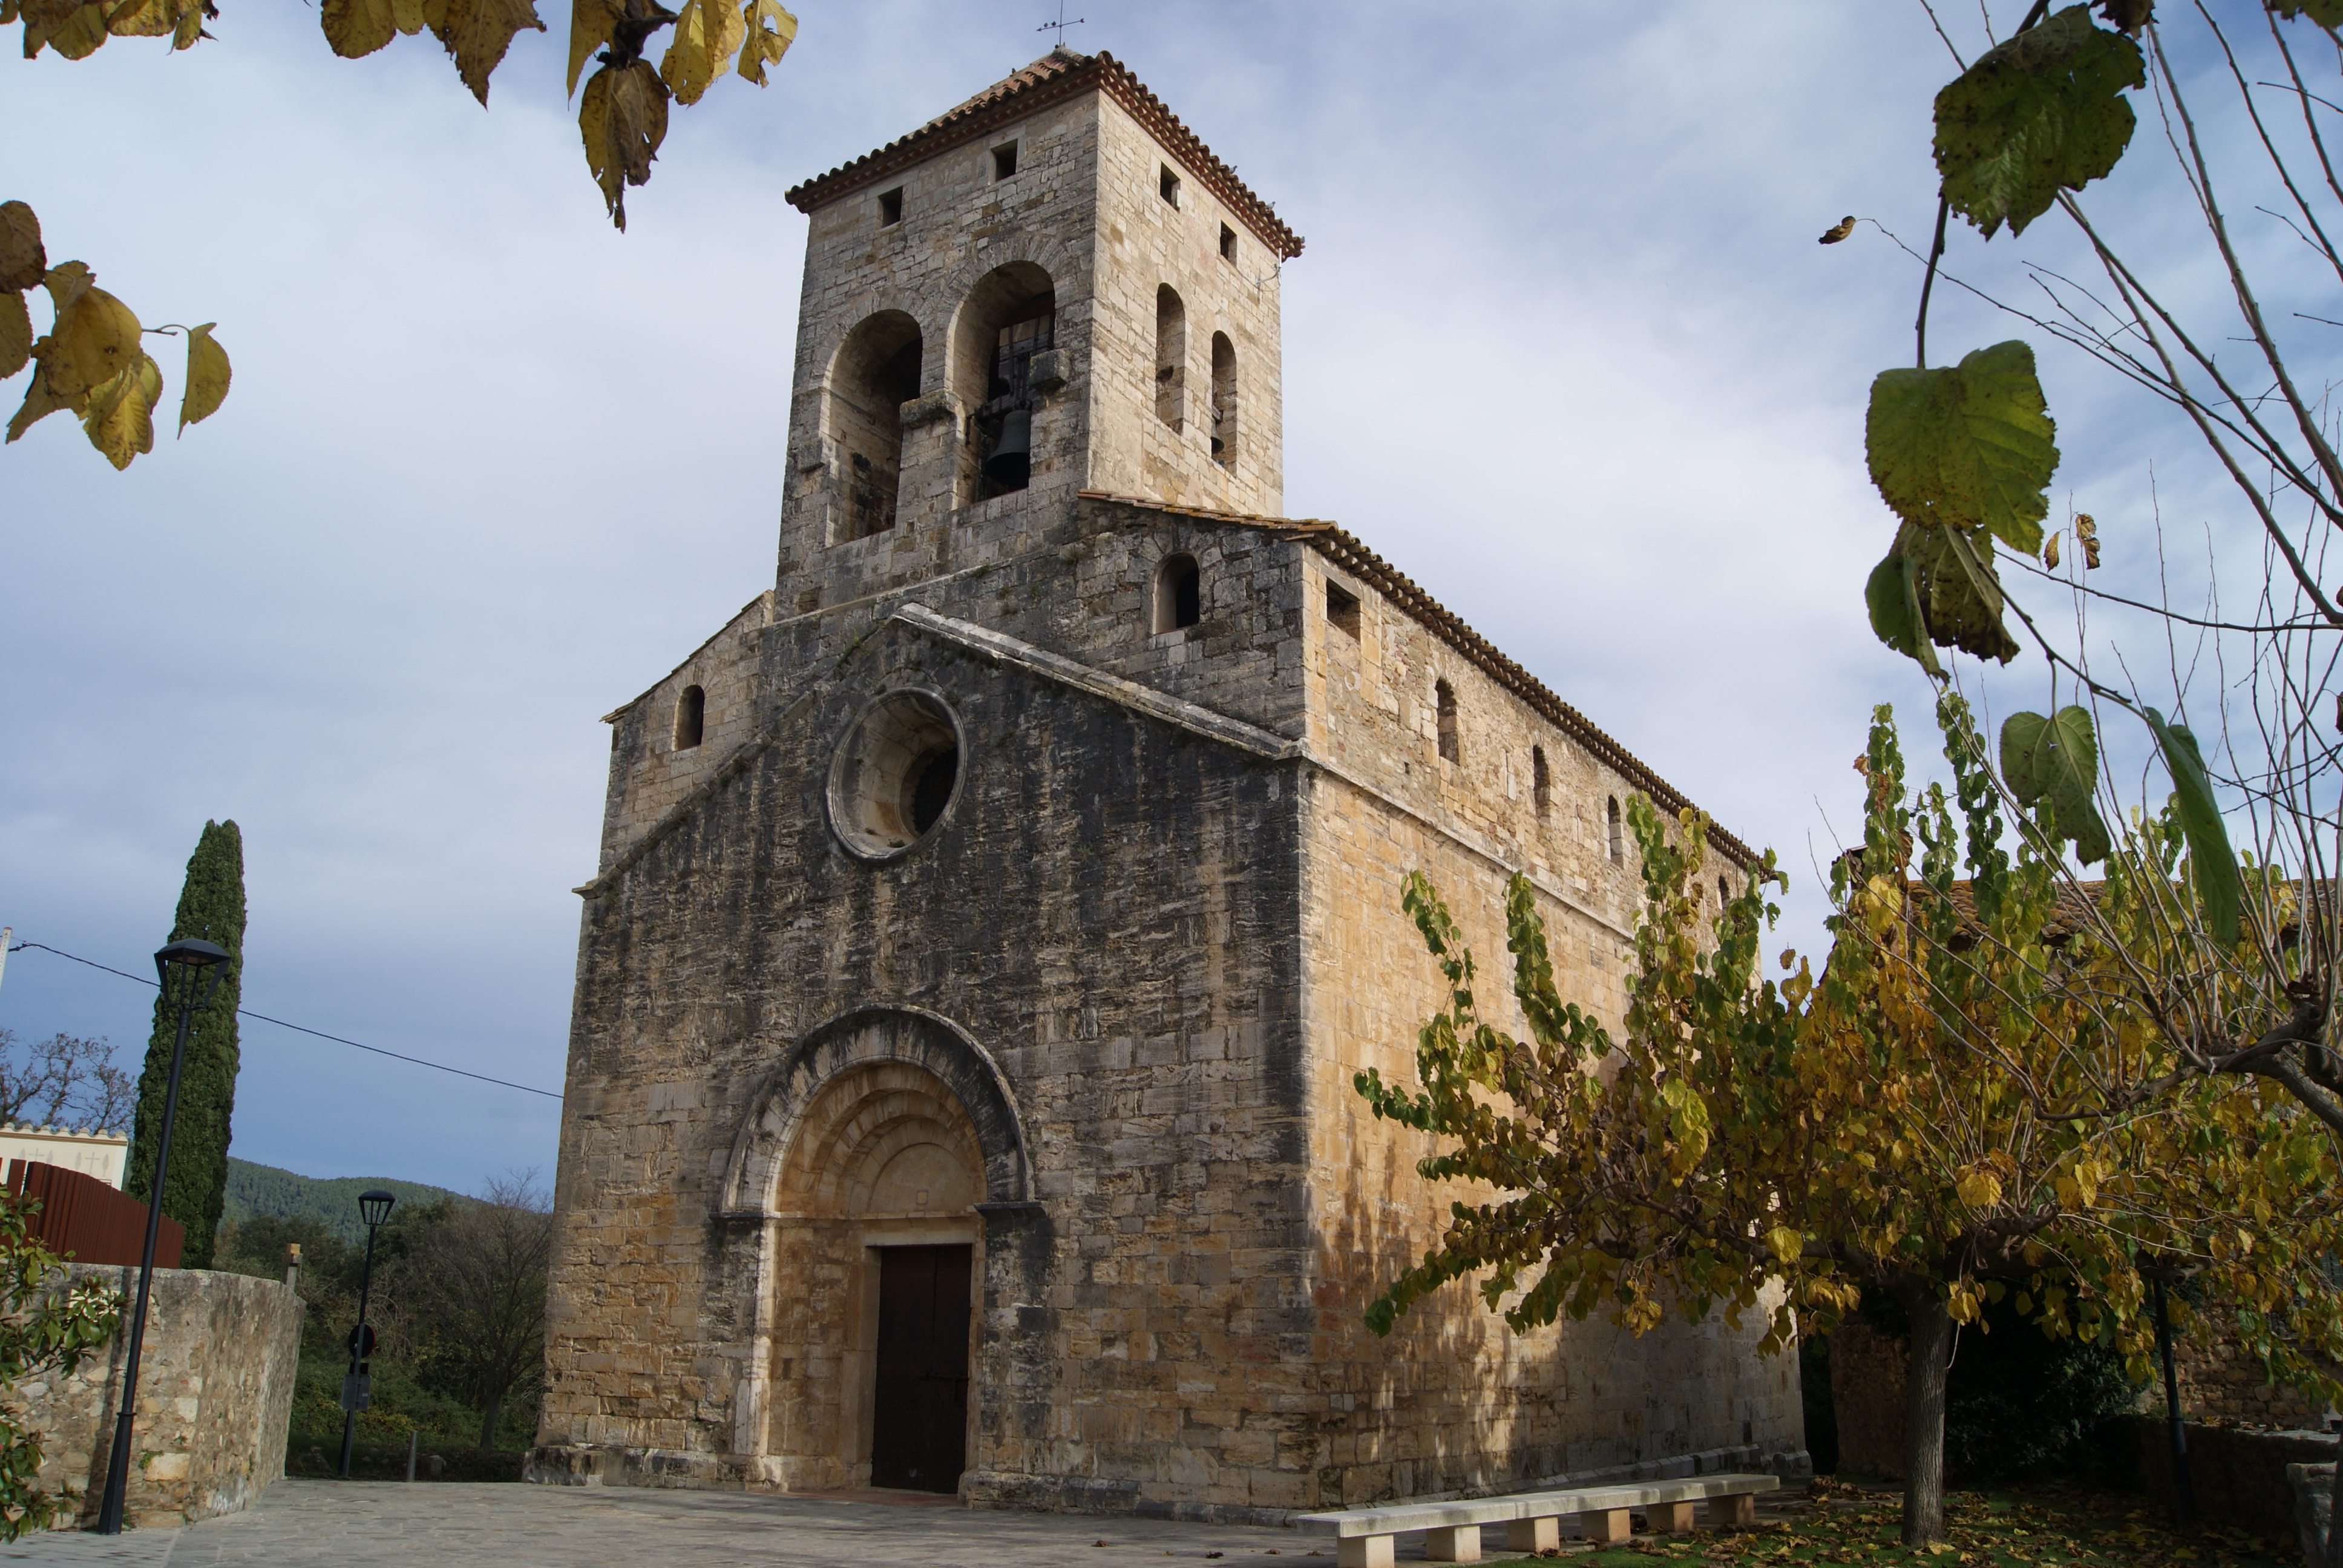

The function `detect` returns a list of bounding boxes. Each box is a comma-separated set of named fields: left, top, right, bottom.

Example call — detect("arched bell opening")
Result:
left=827, top=310, right=924, bottom=543
left=951, top=262, right=1055, bottom=505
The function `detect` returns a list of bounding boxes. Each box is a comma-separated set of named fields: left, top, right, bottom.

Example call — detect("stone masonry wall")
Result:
left=21, top=1264, right=302, bottom=1529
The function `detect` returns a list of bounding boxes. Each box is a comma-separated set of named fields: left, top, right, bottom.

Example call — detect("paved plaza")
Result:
left=0, top=1481, right=1331, bottom=1568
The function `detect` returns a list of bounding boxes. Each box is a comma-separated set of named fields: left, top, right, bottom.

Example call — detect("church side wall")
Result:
left=600, top=593, right=773, bottom=869
left=1296, top=773, right=1805, bottom=1505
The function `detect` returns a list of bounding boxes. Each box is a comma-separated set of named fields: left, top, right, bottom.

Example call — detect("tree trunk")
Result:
left=1899, top=1291, right=1954, bottom=1547
left=478, top=1387, right=503, bottom=1451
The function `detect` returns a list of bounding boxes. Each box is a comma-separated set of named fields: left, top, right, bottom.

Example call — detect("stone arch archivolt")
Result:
left=719, top=1005, right=1029, bottom=1216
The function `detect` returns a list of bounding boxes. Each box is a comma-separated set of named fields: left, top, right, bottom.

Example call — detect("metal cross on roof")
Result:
left=1037, top=2, right=1084, bottom=47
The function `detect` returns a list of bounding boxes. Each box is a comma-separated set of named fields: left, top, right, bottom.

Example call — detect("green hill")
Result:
left=223, top=1157, right=464, bottom=1244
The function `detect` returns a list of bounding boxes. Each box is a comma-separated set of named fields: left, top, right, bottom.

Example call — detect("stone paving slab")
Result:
left=0, top=1480, right=1328, bottom=1568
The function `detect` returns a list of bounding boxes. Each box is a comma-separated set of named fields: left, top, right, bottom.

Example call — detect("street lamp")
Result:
left=95, top=938, right=233, bottom=1536
left=338, top=1188, right=396, bottom=1478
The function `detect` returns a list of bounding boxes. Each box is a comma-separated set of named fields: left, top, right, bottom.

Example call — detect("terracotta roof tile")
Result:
left=1076, top=491, right=1758, bottom=869
left=785, top=50, right=1305, bottom=260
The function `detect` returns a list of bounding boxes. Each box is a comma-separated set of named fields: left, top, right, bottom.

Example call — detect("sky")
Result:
left=0, top=2, right=2324, bottom=1195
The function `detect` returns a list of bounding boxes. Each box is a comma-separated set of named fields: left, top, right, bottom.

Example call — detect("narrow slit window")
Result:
left=1155, top=286, right=1187, bottom=433
left=1435, top=680, right=1460, bottom=763
left=1209, top=332, right=1236, bottom=465
left=1159, top=165, right=1181, bottom=206
left=1155, top=554, right=1201, bottom=634
left=1326, top=581, right=1360, bottom=638
left=878, top=188, right=903, bottom=226
left=992, top=142, right=1018, bottom=180
left=1219, top=223, right=1237, bottom=262
left=1532, top=746, right=1551, bottom=819
left=673, top=685, right=705, bottom=751
left=1607, top=796, right=1624, bottom=863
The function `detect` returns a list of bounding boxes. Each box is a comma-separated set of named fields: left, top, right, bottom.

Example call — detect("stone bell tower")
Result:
left=769, top=48, right=1301, bottom=621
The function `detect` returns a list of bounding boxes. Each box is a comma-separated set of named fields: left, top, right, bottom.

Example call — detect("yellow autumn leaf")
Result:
left=0, top=289, right=28, bottom=381
left=7, top=368, right=73, bottom=443
left=45, top=270, right=142, bottom=402
left=565, top=0, right=614, bottom=97
left=659, top=0, right=743, bottom=106
left=1765, top=1224, right=1803, bottom=1263
left=580, top=58, right=669, bottom=229
left=392, top=0, right=441, bottom=34
left=323, top=0, right=402, bottom=58
left=179, top=322, right=228, bottom=433
left=103, top=0, right=175, bottom=38
left=735, top=0, right=793, bottom=85
left=81, top=350, right=160, bottom=469
left=1956, top=1168, right=2002, bottom=1210
left=22, top=0, right=109, bottom=57
left=434, top=0, right=544, bottom=106
left=0, top=203, right=44, bottom=293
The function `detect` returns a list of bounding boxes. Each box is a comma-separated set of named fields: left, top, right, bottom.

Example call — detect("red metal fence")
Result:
left=4, top=1160, right=183, bottom=1269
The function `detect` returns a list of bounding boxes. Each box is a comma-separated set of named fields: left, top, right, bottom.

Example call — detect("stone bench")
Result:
left=1291, top=1471, right=1781, bottom=1567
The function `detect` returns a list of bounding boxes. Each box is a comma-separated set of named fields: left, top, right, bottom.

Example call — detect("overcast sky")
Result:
left=0, top=3, right=2315, bottom=1195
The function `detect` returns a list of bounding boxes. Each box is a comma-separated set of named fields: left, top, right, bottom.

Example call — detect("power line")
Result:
left=5, top=941, right=563, bottom=1101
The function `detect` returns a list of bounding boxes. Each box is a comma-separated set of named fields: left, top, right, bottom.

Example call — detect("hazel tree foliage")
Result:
left=0, top=1196, right=120, bottom=1540
left=1357, top=694, right=2343, bottom=1547
left=4, top=0, right=793, bottom=465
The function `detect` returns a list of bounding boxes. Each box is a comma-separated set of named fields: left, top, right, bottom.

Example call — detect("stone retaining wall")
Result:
left=2120, top=1416, right=2336, bottom=1543
left=18, top=1264, right=303, bottom=1528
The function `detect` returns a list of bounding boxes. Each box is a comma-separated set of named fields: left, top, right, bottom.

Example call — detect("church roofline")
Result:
left=1076, top=491, right=1761, bottom=871
left=782, top=49, right=1305, bottom=261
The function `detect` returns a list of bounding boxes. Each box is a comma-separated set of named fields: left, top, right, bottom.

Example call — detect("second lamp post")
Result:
left=337, top=1188, right=396, bottom=1477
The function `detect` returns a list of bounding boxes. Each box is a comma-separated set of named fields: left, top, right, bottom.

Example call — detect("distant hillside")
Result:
left=223, top=1157, right=464, bottom=1244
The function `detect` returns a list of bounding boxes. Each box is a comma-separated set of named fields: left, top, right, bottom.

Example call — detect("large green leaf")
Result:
left=1935, top=5, right=2145, bottom=238
left=1867, top=342, right=2059, bottom=555
left=2142, top=707, right=2241, bottom=946
left=2001, top=706, right=2111, bottom=864
left=1864, top=548, right=1944, bottom=676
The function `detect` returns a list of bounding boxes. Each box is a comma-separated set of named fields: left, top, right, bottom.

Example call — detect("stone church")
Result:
left=532, top=48, right=1806, bottom=1520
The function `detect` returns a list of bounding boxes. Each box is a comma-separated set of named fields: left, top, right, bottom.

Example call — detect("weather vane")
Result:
left=1038, top=2, right=1085, bottom=47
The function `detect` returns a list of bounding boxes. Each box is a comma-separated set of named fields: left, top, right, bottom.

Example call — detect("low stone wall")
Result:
left=2120, top=1416, right=2337, bottom=1543
left=17, top=1264, right=304, bottom=1528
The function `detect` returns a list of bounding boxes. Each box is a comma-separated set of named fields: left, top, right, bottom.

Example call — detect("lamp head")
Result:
left=154, top=938, right=235, bottom=1007
left=358, top=1189, right=396, bottom=1229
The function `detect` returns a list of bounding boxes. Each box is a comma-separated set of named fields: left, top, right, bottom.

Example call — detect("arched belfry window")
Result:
left=953, top=262, right=1055, bottom=505
left=827, top=312, right=923, bottom=543
left=1435, top=680, right=1460, bottom=763
left=1210, top=332, right=1236, bottom=466
left=1607, top=795, right=1624, bottom=862
left=1532, top=745, right=1551, bottom=819
left=1155, top=286, right=1187, bottom=433
left=673, top=685, right=705, bottom=751
left=1154, top=554, right=1201, bottom=635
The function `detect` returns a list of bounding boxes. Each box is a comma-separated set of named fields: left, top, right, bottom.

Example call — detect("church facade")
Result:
left=531, top=50, right=1806, bottom=1521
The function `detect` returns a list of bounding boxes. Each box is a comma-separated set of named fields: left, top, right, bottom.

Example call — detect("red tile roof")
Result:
left=1076, top=491, right=1759, bottom=870
left=784, top=50, right=1305, bottom=260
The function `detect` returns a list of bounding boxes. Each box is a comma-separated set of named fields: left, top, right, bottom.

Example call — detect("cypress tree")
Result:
left=127, top=820, right=245, bottom=1270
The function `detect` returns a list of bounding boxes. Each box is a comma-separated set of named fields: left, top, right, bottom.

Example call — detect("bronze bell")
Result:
left=985, top=408, right=1032, bottom=489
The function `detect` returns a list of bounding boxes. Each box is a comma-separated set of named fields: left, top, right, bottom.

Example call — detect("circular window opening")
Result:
left=827, top=689, right=964, bottom=859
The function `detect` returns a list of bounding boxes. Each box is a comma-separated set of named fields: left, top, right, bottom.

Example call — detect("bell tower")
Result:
left=772, top=50, right=1303, bottom=618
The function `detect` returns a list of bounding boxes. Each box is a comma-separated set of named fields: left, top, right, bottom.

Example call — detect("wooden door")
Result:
left=869, top=1244, right=971, bottom=1492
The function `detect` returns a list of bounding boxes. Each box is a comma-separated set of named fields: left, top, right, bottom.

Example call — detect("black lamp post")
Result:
left=338, top=1188, right=396, bottom=1477
left=95, top=938, right=233, bottom=1536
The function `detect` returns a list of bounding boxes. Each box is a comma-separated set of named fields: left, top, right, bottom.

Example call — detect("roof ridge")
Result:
left=1074, top=491, right=1759, bottom=869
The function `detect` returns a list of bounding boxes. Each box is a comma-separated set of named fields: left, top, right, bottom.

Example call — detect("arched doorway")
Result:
left=717, top=1008, right=1032, bottom=1494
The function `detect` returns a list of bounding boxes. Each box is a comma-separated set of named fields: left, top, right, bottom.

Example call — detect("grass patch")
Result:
left=1473, top=1483, right=2296, bottom=1568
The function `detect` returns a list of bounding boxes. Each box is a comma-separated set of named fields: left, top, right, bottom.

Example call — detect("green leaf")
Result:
left=2142, top=707, right=2240, bottom=946
left=1865, top=548, right=1945, bottom=676
left=1935, top=5, right=2145, bottom=238
left=1867, top=341, right=2059, bottom=554
left=1905, top=521, right=2020, bottom=664
left=2270, top=1, right=2343, bottom=31
left=2001, top=705, right=2111, bottom=863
